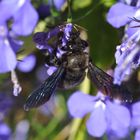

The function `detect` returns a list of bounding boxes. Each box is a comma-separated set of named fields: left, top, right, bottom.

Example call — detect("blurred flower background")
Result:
left=1, top=0, right=140, bottom=140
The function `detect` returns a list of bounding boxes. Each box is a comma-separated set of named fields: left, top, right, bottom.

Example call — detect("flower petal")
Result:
left=131, top=101, right=140, bottom=128
left=0, top=122, right=11, bottom=140
left=115, top=47, right=140, bottom=85
left=114, top=30, right=140, bottom=85
left=12, top=1, right=38, bottom=36
left=106, top=101, right=131, bottom=138
left=17, top=54, right=36, bottom=72
left=67, top=91, right=96, bottom=118
left=126, top=21, right=140, bottom=37
left=46, top=66, right=57, bottom=76
left=135, top=129, right=140, bottom=140
left=8, top=34, right=24, bottom=53
left=107, top=3, right=136, bottom=28
left=0, top=0, right=20, bottom=22
left=0, top=39, right=17, bottom=73
left=86, top=106, right=107, bottom=137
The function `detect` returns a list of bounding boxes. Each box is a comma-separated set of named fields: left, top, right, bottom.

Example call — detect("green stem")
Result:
left=67, top=0, right=72, bottom=23
left=68, top=76, right=91, bottom=140
left=68, top=119, right=83, bottom=140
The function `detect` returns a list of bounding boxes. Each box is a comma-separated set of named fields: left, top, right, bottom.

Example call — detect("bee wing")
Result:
left=88, top=61, right=114, bottom=95
left=24, top=66, right=65, bottom=111
left=88, top=61, right=133, bottom=102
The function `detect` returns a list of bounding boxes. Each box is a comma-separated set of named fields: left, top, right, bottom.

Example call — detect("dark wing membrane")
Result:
left=24, top=66, right=65, bottom=111
left=88, top=62, right=114, bottom=96
left=88, top=61, right=133, bottom=103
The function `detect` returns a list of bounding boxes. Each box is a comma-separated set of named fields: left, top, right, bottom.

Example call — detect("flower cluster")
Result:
left=0, top=0, right=39, bottom=96
left=33, top=23, right=75, bottom=75
left=107, top=0, right=140, bottom=85
left=0, top=0, right=38, bottom=73
left=2, top=0, right=140, bottom=139
left=67, top=1, right=140, bottom=139
left=67, top=90, right=140, bottom=139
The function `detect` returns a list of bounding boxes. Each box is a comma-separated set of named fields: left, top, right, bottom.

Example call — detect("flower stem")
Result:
left=68, top=76, right=90, bottom=140
left=67, top=0, right=72, bottom=23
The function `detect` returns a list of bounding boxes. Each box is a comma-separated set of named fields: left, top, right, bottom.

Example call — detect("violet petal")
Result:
left=0, top=122, right=11, bottom=140
left=47, top=66, right=57, bottom=76
left=0, top=0, right=19, bottom=22
left=135, top=129, right=140, bottom=140
left=12, top=0, right=38, bottom=36
left=131, top=101, right=140, bottom=128
left=67, top=91, right=96, bottom=118
left=106, top=101, right=130, bottom=138
left=86, top=105, right=107, bottom=137
left=0, top=39, right=17, bottom=73
left=17, top=54, right=36, bottom=73
left=107, top=3, right=137, bottom=28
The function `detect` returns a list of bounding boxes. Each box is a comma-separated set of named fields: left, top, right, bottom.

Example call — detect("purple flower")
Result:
left=34, top=23, right=73, bottom=75
left=107, top=0, right=140, bottom=85
left=131, top=101, right=140, bottom=140
left=67, top=91, right=131, bottom=138
left=45, top=65, right=57, bottom=76
left=61, top=23, right=73, bottom=47
left=0, top=122, right=11, bottom=140
left=34, top=23, right=73, bottom=51
left=107, top=2, right=137, bottom=28
left=0, top=0, right=38, bottom=36
left=0, top=24, right=16, bottom=73
left=33, top=28, right=59, bottom=51
left=0, top=0, right=19, bottom=21
left=17, top=54, right=36, bottom=73
left=106, top=0, right=140, bottom=28
left=114, top=30, right=140, bottom=85
left=11, top=0, right=38, bottom=36
left=107, top=0, right=140, bottom=39
left=0, top=0, right=38, bottom=73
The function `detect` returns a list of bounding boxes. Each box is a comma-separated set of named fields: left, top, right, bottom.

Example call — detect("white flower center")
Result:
left=94, top=100, right=106, bottom=110
left=134, top=9, right=140, bottom=18
left=17, top=0, right=26, bottom=8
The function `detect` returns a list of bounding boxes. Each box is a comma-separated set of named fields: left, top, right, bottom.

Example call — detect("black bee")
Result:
left=24, top=23, right=133, bottom=111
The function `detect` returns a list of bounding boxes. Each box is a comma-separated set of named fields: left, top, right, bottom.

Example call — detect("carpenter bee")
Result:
left=24, top=23, right=133, bottom=111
